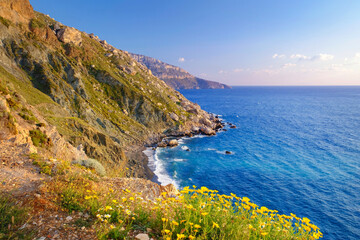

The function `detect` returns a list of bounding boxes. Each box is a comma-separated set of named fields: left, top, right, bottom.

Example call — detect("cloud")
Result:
left=282, top=63, right=296, bottom=69
left=313, top=53, right=334, bottom=61
left=290, top=54, right=311, bottom=60
left=344, top=53, right=360, bottom=65
left=218, top=70, right=226, bottom=74
left=290, top=53, right=334, bottom=61
left=233, top=68, right=244, bottom=73
left=272, top=54, right=286, bottom=59
left=178, top=57, right=185, bottom=63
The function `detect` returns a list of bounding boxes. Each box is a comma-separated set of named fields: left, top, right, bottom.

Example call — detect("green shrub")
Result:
left=0, top=195, right=29, bottom=239
left=32, top=158, right=53, bottom=175
left=30, top=18, right=45, bottom=30
left=72, top=159, right=106, bottom=177
left=0, top=16, right=11, bottom=28
left=29, top=129, right=52, bottom=148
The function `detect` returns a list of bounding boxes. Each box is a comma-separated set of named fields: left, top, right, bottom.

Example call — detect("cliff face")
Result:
left=0, top=0, right=34, bottom=24
left=131, top=53, right=231, bottom=90
left=0, top=1, right=222, bottom=178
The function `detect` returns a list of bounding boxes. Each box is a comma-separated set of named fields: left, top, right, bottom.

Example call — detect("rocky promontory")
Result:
left=130, top=53, right=231, bottom=90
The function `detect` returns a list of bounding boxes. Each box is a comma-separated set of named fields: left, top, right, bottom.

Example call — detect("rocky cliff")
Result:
left=130, top=53, right=231, bottom=90
left=0, top=0, right=223, bottom=178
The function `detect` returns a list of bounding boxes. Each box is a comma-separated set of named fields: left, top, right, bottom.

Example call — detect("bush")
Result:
left=72, top=158, right=106, bottom=177
left=30, top=18, right=45, bottom=30
left=0, top=16, right=11, bottom=28
left=29, top=129, right=52, bottom=148
left=0, top=195, right=29, bottom=239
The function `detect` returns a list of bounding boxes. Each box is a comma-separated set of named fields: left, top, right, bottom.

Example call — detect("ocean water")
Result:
left=146, top=86, right=360, bottom=240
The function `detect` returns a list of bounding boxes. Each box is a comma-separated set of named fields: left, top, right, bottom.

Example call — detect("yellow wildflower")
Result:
left=194, top=224, right=201, bottom=229
left=212, top=222, right=219, bottom=228
left=177, top=234, right=186, bottom=239
left=172, top=220, right=179, bottom=226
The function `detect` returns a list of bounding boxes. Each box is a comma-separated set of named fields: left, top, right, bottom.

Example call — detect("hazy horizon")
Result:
left=31, top=0, right=360, bottom=86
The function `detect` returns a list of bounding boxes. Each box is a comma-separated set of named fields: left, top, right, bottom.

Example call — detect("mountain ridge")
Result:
left=130, top=53, right=231, bottom=90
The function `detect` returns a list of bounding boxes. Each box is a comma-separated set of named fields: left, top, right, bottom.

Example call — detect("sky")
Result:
left=31, top=0, right=360, bottom=86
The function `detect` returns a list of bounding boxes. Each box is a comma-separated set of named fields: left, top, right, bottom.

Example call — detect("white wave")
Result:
left=207, top=148, right=216, bottom=151
left=174, top=158, right=186, bottom=162
left=181, top=146, right=189, bottom=151
left=143, top=148, right=179, bottom=188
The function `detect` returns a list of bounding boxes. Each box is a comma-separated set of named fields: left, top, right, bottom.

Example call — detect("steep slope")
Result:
left=0, top=0, right=222, bottom=178
left=130, top=53, right=231, bottom=90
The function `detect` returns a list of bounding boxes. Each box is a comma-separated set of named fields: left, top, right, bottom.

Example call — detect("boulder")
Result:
left=191, top=126, right=200, bottom=133
left=200, top=126, right=215, bottom=136
left=200, top=118, right=213, bottom=127
left=135, top=233, right=149, bottom=240
left=169, top=113, right=179, bottom=121
left=225, top=151, right=232, bottom=155
left=56, top=27, right=82, bottom=46
left=230, top=125, right=237, bottom=129
left=168, top=139, right=178, bottom=147
left=157, top=141, right=167, bottom=148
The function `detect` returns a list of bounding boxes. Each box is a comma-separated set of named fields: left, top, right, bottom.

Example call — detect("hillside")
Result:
left=130, top=53, right=231, bottom=90
left=0, top=0, right=223, bottom=178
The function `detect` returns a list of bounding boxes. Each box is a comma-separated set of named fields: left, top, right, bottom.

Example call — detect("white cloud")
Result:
left=273, top=54, right=286, bottom=59
left=282, top=63, right=296, bottom=69
left=344, top=52, right=360, bottom=65
left=218, top=70, right=226, bottom=74
left=233, top=68, right=244, bottom=73
left=178, top=57, right=185, bottom=63
left=313, top=53, right=334, bottom=61
left=290, top=54, right=311, bottom=60
left=290, top=53, right=334, bottom=61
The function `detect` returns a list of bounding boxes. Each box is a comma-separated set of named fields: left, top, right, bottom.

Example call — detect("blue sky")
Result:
left=31, top=0, right=360, bottom=85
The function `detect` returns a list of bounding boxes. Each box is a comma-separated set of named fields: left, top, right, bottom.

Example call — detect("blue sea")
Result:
left=145, top=86, right=360, bottom=240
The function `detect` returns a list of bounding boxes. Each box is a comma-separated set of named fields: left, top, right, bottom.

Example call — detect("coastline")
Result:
left=142, top=114, right=228, bottom=188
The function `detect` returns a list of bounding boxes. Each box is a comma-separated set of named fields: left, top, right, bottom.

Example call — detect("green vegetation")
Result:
left=41, top=167, right=323, bottom=239
left=72, top=159, right=106, bottom=177
left=6, top=113, right=18, bottom=134
left=32, top=157, right=53, bottom=175
left=30, top=18, right=45, bottom=29
left=29, top=129, right=52, bottom=148
left=0, top=16, right=11, bottom=28
left=0, top=195, right=31, bottom=239
left=19, top=108, right=38, bottom=123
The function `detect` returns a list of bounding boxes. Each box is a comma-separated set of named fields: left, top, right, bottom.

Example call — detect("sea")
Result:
left=144, top=86, right=360, bottom=240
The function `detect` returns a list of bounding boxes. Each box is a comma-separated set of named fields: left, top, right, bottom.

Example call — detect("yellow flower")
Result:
left=194, top=224, right=201, bottom=229
left=172, top=220, right=179, bottom=226
left=212, top=222, right=219, bottom=228
left=261, top=232, right=268, bottom=236
left=189, top=235, right=195, bottom=240
left=105, top=206, right=113, bottom=211
left=110, top=224, right=115, bottom=229
left=162, top=218, right=168, bottom=222
left=201, top=212, right=208, bottom=216
left=164, top=229, right=170, bottom=234
left=242, top=197, right=250, bottom=202
left=177, top=234, right=186, bottom=239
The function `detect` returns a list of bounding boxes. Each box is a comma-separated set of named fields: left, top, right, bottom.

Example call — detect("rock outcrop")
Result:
left=0, top=0, right=34, bottom=24
left=130, top=53, right=231, bottom=90
left=56, top=26, right=82, bottom=46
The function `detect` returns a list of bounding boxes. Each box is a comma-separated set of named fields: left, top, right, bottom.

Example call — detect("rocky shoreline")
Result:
left=137, top=112, right=227, bottom=184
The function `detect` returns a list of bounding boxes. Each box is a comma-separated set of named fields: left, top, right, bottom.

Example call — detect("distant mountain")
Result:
left=130, top=53, right=231, bottom=90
